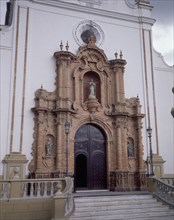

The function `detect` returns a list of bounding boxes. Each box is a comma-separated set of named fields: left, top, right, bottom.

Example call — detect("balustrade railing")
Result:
left=160, top=177, right=174, bottom=186
left=152, top=177, right=174, bottom=208
left=0, top=177, right=75, bottom=219
left=0, top=178, right=65, bottom=199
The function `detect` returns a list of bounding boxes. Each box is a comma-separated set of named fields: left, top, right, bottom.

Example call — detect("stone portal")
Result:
left=29, top=38, right=146, bottom=191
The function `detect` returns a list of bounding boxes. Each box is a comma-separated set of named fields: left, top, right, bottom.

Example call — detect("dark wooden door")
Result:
left=74, top=124, right=107, bottom=189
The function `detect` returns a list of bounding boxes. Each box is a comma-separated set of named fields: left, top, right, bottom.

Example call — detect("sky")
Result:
left=151, top=0, right=174, bottom=66
left=0, top=0, right=173, bottom=66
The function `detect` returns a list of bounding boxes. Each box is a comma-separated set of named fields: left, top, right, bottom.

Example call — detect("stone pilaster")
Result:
left=116, top=124, right=122, bottom=170
left=36, top=111, right=45, bottom=172
left=54, top=51, right=76, bottom=110
left=56, top=117, right=62, bottom=172
left=137, top=119, right=144, bottom=171
left=110, top=56, right=127, bottom=104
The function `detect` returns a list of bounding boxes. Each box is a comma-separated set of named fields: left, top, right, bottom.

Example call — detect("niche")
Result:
left=83, top=71, right=101, bottom=102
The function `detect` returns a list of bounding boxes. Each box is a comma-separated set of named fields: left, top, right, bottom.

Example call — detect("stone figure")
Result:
left=89, top=79, right=96, bottom=98
left=9, top=167, right=20, bottom=179
left=45, top=137, right=53, bottom=156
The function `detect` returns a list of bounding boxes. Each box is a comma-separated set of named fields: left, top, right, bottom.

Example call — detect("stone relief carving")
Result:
left=9, top=167, right=20, bottom=179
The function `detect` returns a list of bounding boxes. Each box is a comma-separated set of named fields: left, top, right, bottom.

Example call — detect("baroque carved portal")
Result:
left=29, top=36, right=147, bottom=190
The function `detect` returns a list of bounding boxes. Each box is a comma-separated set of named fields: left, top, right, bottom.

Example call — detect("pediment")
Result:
left=77, top=45, right=108, bottom=65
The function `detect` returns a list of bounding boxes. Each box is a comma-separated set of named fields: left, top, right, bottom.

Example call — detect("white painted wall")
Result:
left=0, top=0, right=173, bottom=176
left=153, top=49, right=174, bottom=174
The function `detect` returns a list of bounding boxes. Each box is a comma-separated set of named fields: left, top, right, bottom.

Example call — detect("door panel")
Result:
left=76, top=154, right=87, bottom=188
left=75, top=124, right=107, bottom=189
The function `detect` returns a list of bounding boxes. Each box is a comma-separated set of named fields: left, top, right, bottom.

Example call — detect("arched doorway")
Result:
left=74, top=124, right=107, bottom=190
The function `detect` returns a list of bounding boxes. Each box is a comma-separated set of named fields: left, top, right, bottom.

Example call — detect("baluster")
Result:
left=23, top=182, right=27, bottom=198
left=37, top=181, right=41, bottom=197
left=30, top=182, right=34, bottom=197
left=43, top=181, right=47, bottom=197
left=50, top=181, right=54, bottom=196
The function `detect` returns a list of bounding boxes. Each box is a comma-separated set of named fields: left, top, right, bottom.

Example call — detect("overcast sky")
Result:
left=151, top=0, right=174, bottom=66
left=0, top=0, right=173, bottom=65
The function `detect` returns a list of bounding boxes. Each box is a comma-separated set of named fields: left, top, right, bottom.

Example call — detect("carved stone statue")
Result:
left=45, top=137, right=53, bottom=156
left=89, top=79, right=96, bottom=99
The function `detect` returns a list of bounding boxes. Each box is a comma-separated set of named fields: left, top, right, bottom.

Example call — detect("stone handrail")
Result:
left=152, top=177, right=174, bottom=208
left=160, top=177, right=174, bottom=186
left=63, top=177, right=75, bottom=217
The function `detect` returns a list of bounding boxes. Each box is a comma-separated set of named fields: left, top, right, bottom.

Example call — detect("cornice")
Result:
left=30, top=0, right=155, bottom=25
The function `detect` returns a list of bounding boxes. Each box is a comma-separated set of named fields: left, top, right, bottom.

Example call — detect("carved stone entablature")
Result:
left=54, top=51, right=76, bottom=65
left=125, top=97, right=144, bottom=116
left=110, top=59, right=127, bottom=72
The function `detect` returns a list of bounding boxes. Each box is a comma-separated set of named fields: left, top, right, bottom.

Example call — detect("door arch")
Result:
left=74, top=124, right=107, bottom=190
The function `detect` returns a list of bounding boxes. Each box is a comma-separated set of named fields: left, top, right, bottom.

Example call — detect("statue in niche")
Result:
left=89, top=79, right=96, bottom=99
left=45, top=137, right=54, bottom=156
left=127, top=140, right=134, bottom=157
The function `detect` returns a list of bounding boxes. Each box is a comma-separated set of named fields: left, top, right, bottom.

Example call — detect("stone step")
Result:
left=74, top=203, right=167, bottom=212
left=70, top=206, right=172, bottom=217
left=69, top=209, right=174, bottom=220
left=74, top=194, right=153, bottom=201
left=67, top=194, right=174, bottom=220
left=74, top=196, right=156, bottom=206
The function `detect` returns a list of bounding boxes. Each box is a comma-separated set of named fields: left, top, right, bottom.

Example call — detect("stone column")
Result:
left=36, top=111, right=45, bottom=172
left=54, top=51, right=76, bottom=109
left=56, top=117, right=62, bottom=173
left=56, top=59, right=63, bottom=98
left=116, top=124, right=122, bottom=170
left=110, top=57, right=127, bottom=105
left=122, top=121, right=128, bottom=171
left=137, top=120, right=144, bottom=171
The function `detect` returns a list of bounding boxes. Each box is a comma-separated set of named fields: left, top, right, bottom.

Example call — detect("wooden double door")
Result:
left=74, top=124, right=107, bottom=190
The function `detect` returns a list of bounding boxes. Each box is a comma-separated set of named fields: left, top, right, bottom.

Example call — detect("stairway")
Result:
left=68, top=192, right=174, bottom=220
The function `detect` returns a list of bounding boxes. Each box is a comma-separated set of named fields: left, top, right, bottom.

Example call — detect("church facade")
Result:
left=0, top=0, right=173, bottom=191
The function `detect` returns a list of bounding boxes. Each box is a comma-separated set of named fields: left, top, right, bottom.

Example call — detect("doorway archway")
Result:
left=74, top=124, right=107, bottom=190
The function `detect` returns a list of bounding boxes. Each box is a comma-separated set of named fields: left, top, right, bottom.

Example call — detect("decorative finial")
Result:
left=41, top=84, right=43, bottom=89
left=60, top=41, right=63, bottom=51
left=137, top=94, right=139, bottom=99
left=120, top=50, right=123, bottom=59
left=66, top=41, right=69, bottom=51
left=114, top=52, right=118, bottom=59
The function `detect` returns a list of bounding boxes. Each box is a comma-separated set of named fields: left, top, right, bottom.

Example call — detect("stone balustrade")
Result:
left=152, top=177, right=174, bottom=208
left=160, top=177, right=174, bottom=186
left=0, top=177, right=74, bottom=220
left=0, top=178, right=65, bottom=199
